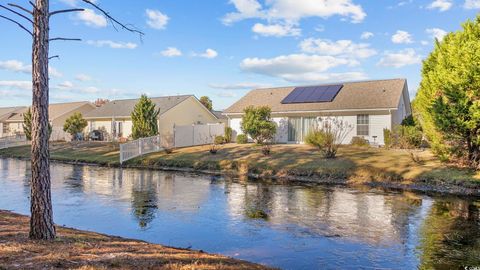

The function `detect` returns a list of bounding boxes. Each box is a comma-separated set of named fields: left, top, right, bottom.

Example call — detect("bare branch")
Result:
left=28, top=1, right=37, bottom=11
left=49, top=8, right=85, bottom=17
left=49, top=55, right=60, bottom=60
left=49, top=37, right=82, bottom=41
left=7, top=3, right=32, bottom=15
left=0, top=14, right=32, bottom=36
left=0, top=4, right=33, bottom=23
left=80, top=0, right=144, bottom=38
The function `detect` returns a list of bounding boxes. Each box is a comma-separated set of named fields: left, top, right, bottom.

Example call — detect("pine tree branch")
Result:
left=0, top=14, right=32, bottom=36
left=80, top=0, right=144, bottom=38
left=0, top=4, right=33, bottom=23
left=49, top=37, right=82, bottom=41
left=48, top=55, right=60, bottom=60
left=49, top=8, right=85, bottom=17
left=7, top=3, right=32, bottom=15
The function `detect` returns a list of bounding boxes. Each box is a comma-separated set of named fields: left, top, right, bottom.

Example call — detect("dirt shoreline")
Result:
left=3, top=155, right=480, bottom=197
left=0, top=210, right=271, bottom=270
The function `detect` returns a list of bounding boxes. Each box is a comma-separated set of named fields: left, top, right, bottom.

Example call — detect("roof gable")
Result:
left=224, top=79, right=408, bottom=114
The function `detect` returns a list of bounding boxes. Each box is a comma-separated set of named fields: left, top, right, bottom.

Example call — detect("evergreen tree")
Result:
left=23, top=108, right=51, bottom=141
left=414, top=15, right=480, bottom=164
left=199, top=96, right=213, bottom=111
left=131, top=95, right=160, bottom=139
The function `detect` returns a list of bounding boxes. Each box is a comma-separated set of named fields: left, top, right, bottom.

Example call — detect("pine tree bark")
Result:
left=29, top=0, right=55, bottom=240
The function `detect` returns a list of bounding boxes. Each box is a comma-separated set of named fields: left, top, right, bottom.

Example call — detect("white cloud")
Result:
left=252, top=23, right=301, bottom=37
left=196, top=49, right=218, bottom=59
left=464, top=0, right=480, bottom=9
left=0, top=60, right=30, bottom=73
left=426, top=28, right=448, bottom=41
left=75, top=74, right=92, bottom=82
left=391, top=30, right=413, bottom=44
left=58, top=0, right=97, bottom=7
left=0, top=80, right=31, bottom=90
left=161, top=47, right=182, bottom=57
left=360, top=31, right=374, bottom=40
left=87, top=40, right=138, bottom=49
left=146, top=9, right=169, bottom=30
left=299, top=38, right=377, bottom=59
left=209, top=82, right=271, bottom=90
left=0, top=59, right=61, bottom=77
left=427, top=0, right=453, bottom=11
left=223, top=0, right=366, bottom=26
left=57, top=81, right=74, bottom=89
left=77, top=9, right=107, bottom=28
left=240, top=54, right=364, bottom=82
left=216, top=91, right=237, bottom=98
left=377, top=48, right=422, bottom=68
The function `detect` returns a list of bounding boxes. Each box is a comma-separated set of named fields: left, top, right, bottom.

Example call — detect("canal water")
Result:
left=0, top=158, right=479, bottom=269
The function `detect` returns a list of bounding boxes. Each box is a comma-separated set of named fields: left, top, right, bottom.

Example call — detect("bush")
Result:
left=236, top=134, right=248, bottom=144
left=224, top=127, right=232, bottom=143
left=240, top=106, right=276, bottom=144
left=384, top=128, right=392, bottom=148
left=351, top=136, right=369, bottom=147
left=305, top=117, right=353, bottom=159
left=214, top=135, right=225, bottom=145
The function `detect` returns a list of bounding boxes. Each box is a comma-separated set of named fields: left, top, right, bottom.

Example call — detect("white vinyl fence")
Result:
left=119, top=123, right=224, bottom=163
left=0, top=135, right=29, bottom=150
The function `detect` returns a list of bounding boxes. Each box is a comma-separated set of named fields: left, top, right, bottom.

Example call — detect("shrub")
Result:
left=224, top=126, right=233, bottom=143
left=384, top=128, right=392, bottom=148
left=351, top=136, right=369, bottom=147
left=240, top=106, right=276, bottom=144
left=63, top=112, right=88, bottom=140
left=214, top=135, right=225, bottom=145
left=236, top=134, right=248, bottom=144
left=305, top=117, right=353, bottom=159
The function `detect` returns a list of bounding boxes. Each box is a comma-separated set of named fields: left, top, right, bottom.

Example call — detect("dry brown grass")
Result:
left=0, top=210, right=270, bottom=270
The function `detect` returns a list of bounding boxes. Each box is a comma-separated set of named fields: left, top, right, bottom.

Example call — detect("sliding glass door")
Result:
left=288, top=117, right=318, bottom=142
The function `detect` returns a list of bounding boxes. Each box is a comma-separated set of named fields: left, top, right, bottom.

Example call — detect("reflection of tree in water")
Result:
left=418, top=200, right=480, bottom=269
left=243, top=184, right=274, bottom=220
left=63, top=165, right=85, bottom=192
left=131, top=170, right=158, bottom=229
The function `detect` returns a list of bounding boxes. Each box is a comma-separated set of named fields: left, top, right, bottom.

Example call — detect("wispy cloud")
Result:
left=86, top=40, right=138, bottom=49
left=146, top=9, right=169, bottom=30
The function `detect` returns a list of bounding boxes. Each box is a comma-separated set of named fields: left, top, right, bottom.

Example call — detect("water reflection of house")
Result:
left=226, top=183, right=422, bottom=244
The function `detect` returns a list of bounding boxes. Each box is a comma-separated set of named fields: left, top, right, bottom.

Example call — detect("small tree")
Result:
left=63, top=113, right=88, bottom=140
left=199, top=96, right=213, bottom=111
left=224, top=126, right=233, bottom=143
left=241, top=106, right=276, bottom=144
left=23, top=108, right=51, bottom=140
left=305, top=117, right=353, bottom=158
left=131, top=95, right=160, bottom=140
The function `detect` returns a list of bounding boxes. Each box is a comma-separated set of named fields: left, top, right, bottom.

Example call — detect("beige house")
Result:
left=83, top=95, right=219, bottom=140
left=0, top=101, right=96, bottom=140
left=0, top=107, right=25, bottom=138
left=223, top=79, right=412, bottom=146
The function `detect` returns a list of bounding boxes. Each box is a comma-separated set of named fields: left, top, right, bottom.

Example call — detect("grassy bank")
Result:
left=0, top=210, right=269, bottom=270
left=1, top=142, right=479, bottom=195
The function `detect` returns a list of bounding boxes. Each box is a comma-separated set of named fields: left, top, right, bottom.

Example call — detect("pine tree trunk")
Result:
left=29, top=0, right=55, bottom=240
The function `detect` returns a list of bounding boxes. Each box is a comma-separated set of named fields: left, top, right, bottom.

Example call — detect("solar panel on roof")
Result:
left=281, top=84, right=343, bottom=104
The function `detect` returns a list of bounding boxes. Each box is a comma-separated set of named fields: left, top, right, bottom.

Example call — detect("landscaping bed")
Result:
left=0, top=210, right=269, bottom=270
left=1, top=142, right=479, bottom=196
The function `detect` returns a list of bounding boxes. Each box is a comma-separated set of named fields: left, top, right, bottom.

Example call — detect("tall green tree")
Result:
left=414, top=15, right=480, bottom=165
left=63, top=113, right=88, bottom=140
left=241, top=106, right=276, bottom=144
left=199, top=96, right=213, bottom=111
left=131, top=95, right=160, bottom=139
left=23, top=108, right=51, bottom=141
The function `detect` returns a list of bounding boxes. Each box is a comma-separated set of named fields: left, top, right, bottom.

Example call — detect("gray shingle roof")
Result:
left=224, top=79, right=408, bottom=114
left=84, top=95, right=192, bottom=119
left=5, top=101, right=93, bottom=122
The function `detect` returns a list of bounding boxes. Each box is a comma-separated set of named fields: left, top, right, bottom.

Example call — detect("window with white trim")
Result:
left=357, top=114, right=369, bottom=136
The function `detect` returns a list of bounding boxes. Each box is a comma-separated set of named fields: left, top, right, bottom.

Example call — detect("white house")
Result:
left=83, top=95, right=220, bottom=140
left=223, top=79, right=412, bottom=145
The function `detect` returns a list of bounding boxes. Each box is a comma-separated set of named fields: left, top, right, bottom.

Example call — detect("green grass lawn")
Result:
left=1, top=142, right=479, bottom=188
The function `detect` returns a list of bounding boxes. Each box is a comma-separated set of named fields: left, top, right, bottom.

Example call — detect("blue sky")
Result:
left=0, top=0, right=479, bottom=110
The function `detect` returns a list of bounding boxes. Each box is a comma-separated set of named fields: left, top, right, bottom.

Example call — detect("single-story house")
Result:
left=1, top=101, right=96, bottom=140
left=223, top=78, right=411, bottom=145
left=83, top=95, right=220, bottom=140
left=0, top=107, right=25, bottom=138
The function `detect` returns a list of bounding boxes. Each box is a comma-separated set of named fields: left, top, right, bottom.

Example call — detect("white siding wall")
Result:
left=228, top=113, right=392, bottom=145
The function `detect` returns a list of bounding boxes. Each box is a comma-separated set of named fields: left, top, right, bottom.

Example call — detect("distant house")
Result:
left=0, top=101, right=96, bottom=140
left=223, top=79, right=411, bottom=145
left=83, top=95, right=219, bottom=140
left=0, top=107, right=24, bottom=138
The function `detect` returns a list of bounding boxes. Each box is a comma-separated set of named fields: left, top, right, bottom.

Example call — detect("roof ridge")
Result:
left=252, top=78, right=407, bottom=91
left=110, top=95, right=193, bottom=102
